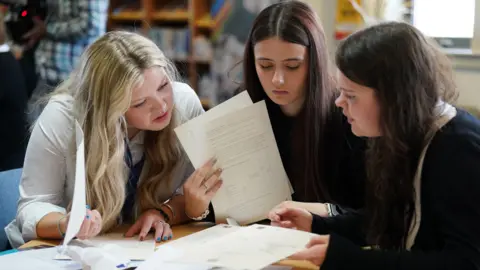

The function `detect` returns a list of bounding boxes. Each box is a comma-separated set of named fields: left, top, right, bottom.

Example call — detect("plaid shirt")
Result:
left=35, top=0, right=108, bottom=85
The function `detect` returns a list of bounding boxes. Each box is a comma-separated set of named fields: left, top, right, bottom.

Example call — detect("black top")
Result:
left=268, top=99, right=367, bottom=209
left=310, top=109, right=480, bottom=270
left=0, top=51, right=28, bottom=171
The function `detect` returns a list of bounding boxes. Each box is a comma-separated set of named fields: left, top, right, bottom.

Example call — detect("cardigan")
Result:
left=310, top=108, right=480, bottom=270
left=268, top=99, right=367, bottom=209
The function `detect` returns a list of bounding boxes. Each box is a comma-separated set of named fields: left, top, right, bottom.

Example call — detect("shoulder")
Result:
left=172, top=81, right=204, bottom=124
left=429, top=108, right=480, bottom=153
left=30, top=94, right=75, bottom=151
left=423, top=109, right=480, bottom=194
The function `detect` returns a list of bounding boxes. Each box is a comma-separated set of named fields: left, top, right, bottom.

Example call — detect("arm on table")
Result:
left=16, top=99, right=72, bottom=241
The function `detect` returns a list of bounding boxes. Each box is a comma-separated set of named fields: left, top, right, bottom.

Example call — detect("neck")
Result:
left=127, top=127, right=140, bottom=140
left=280, top=97, right=305, bottom=117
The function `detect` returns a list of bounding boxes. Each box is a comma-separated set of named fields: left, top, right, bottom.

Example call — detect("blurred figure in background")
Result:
left=0, top=8, right=28, bottom=171
left=25, top=0, right=109, bottom=124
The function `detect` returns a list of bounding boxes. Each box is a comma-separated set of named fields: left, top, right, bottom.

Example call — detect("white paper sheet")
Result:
left=175, top=91, right=253, bottom=168
left=55, top=232, right=156, bottom=261
left=137, top=226, right=294, bottom=270
left=164, top=224, right=316, bottom=270
left=164, top=224, right=241, bottom=249
left=0, top=247, right=82, bottom=270
left=205, top=101, right=292, bottom=224
left=62, top=121, right=87, bottom=248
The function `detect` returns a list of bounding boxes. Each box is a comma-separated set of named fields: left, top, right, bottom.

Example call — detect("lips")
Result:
left=272, top=90, right=289, bottom=95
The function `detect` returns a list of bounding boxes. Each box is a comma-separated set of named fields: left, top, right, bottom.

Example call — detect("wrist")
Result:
left=58, top=215, right=68, bottom=237
left=185, top=205, right=210, bottom=221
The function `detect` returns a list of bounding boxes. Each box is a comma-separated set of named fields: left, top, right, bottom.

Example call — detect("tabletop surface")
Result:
left=21, top=222, right=318, bottom=270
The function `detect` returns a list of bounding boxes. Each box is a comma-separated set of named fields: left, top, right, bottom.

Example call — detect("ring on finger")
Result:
left=202, top=183, right=208, bottom=190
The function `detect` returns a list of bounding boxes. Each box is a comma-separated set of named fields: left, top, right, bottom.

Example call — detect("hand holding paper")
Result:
left=175, top=92, right=292, bottom=225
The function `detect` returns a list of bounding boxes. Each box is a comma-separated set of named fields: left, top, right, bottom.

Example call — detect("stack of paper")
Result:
left=174, top=92, right=293, bottom=225
left=137, top=224, right=316, bottom=270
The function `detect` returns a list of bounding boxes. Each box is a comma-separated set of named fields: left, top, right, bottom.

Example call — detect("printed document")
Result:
left=161, top=224, right=316, bottom=270
left=175, top=96, right=292, bottom=224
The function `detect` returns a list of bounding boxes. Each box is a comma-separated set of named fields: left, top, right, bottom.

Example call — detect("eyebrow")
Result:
left=255, top=57, right=304, bottom=61
left=132, top=80, right=168, bottom=104
left=339, top=87, right=355, bottom=93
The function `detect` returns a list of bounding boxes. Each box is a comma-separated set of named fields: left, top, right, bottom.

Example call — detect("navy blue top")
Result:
left=310, top=109, right=480, bottom=270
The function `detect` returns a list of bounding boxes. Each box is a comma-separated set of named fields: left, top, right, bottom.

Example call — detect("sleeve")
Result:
left=45, top=0, right=104, bottom=40
left=311, top=209, right=367, bottom=246
left=15, top=98, right=73, bottom=242
left=321, top=134, right=480, bottom=270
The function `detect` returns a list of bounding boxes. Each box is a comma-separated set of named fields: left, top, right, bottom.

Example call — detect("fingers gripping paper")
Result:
left=175, top=93, right=293, bottom=224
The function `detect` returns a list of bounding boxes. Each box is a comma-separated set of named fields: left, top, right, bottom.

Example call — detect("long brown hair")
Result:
left=336, top=22, right=458, bottom=249
left=242, top=1, right=337, bottom=202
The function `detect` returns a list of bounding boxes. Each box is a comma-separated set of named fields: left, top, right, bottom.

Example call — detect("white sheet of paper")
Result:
left=164, top=224, right=316, bottom=270
left=205, top=101, right=292, bottom=224
left=62, top=121, right=87, bottom=248
left=55, top=232, right=156, bottom=261
left=174, top=91, right=253, bottom=168
left=0, top=247, right=81, bottom=270
left=164, top=224, right=241, bottom=250
left=136, top=245, right=211, bottom=270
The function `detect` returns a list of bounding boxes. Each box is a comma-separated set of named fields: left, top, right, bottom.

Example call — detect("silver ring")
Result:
left=202, top=183, right=208, bottom=190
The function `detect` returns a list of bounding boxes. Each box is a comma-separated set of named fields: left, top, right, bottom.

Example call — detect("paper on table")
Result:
left=136, top=245, right=211, bottom=270
left=174, top=91, right=253, bottom=169
left=164, top=224, right=316, bottom=270
left=0, top=247, right=82, bottom=270
left=164, top=224, right=241, bottom=250
left=56, top=232, right=156, bottom=261
left=205, top=101, right=292, bottom=224
left=62, top=121, right=87, bottom=248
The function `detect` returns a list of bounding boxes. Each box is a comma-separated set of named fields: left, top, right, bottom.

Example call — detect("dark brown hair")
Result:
left=0, top=11, right=5, bottom=45
left=242, top=0, right=336, bottom=201
left=336, top=22, right=458, bottom=249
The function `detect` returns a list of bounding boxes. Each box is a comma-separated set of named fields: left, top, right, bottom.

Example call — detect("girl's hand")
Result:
left=125, top=209, right=173, bottom=243
left=268, top=207, right=313, bottom=232
left=290, top=235, right=330, bottom=266
left=183, top=158, right=223, bottom=218
left=70, top=206, right=103, bottom=240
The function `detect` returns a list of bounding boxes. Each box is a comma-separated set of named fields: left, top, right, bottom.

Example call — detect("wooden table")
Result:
left=21, top=222, right=318, bottom=270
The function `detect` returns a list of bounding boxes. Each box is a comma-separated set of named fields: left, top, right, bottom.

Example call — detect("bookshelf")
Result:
left=107, top=0, right=231, bottom=110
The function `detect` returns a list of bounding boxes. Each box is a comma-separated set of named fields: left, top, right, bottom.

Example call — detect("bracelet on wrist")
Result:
left=57, top=215, right=67, bottom=237
left=157, top=207, right=170, bottom=223
left=185, top=208, right=210, bottom=221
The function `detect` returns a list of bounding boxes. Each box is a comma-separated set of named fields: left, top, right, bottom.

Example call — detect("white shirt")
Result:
left=5, top=82, right=204, bottom=248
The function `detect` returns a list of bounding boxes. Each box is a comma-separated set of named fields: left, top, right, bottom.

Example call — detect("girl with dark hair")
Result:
left=271, top=22, right=480, bottom=269
left=241, top=0, right=367, bottom=216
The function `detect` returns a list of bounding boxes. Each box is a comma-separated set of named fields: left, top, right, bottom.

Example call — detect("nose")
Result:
left=151, top=95, right=167, bottom=112
left=272, top=69, right=285, bottom=88
left=335, top=92, right=346, bottom=108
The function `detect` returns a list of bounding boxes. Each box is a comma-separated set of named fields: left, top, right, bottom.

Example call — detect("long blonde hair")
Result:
left=51, top=31, right=182, bottom=232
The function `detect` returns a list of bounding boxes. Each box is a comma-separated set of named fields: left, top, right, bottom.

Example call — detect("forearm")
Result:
left=291, top=202, right=328, bottom=216
left=36, top=212, right=67, bottom=239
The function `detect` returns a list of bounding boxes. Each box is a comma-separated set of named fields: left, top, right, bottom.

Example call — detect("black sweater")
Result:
left=0, top=51, right=28, bottom=171
left=310, top=109, right=480, bottom=270
left=270, top=100, right=367, bottom=209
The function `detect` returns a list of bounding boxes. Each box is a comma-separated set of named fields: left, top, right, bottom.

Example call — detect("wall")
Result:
left=302, top=0, right=480, bottom=108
